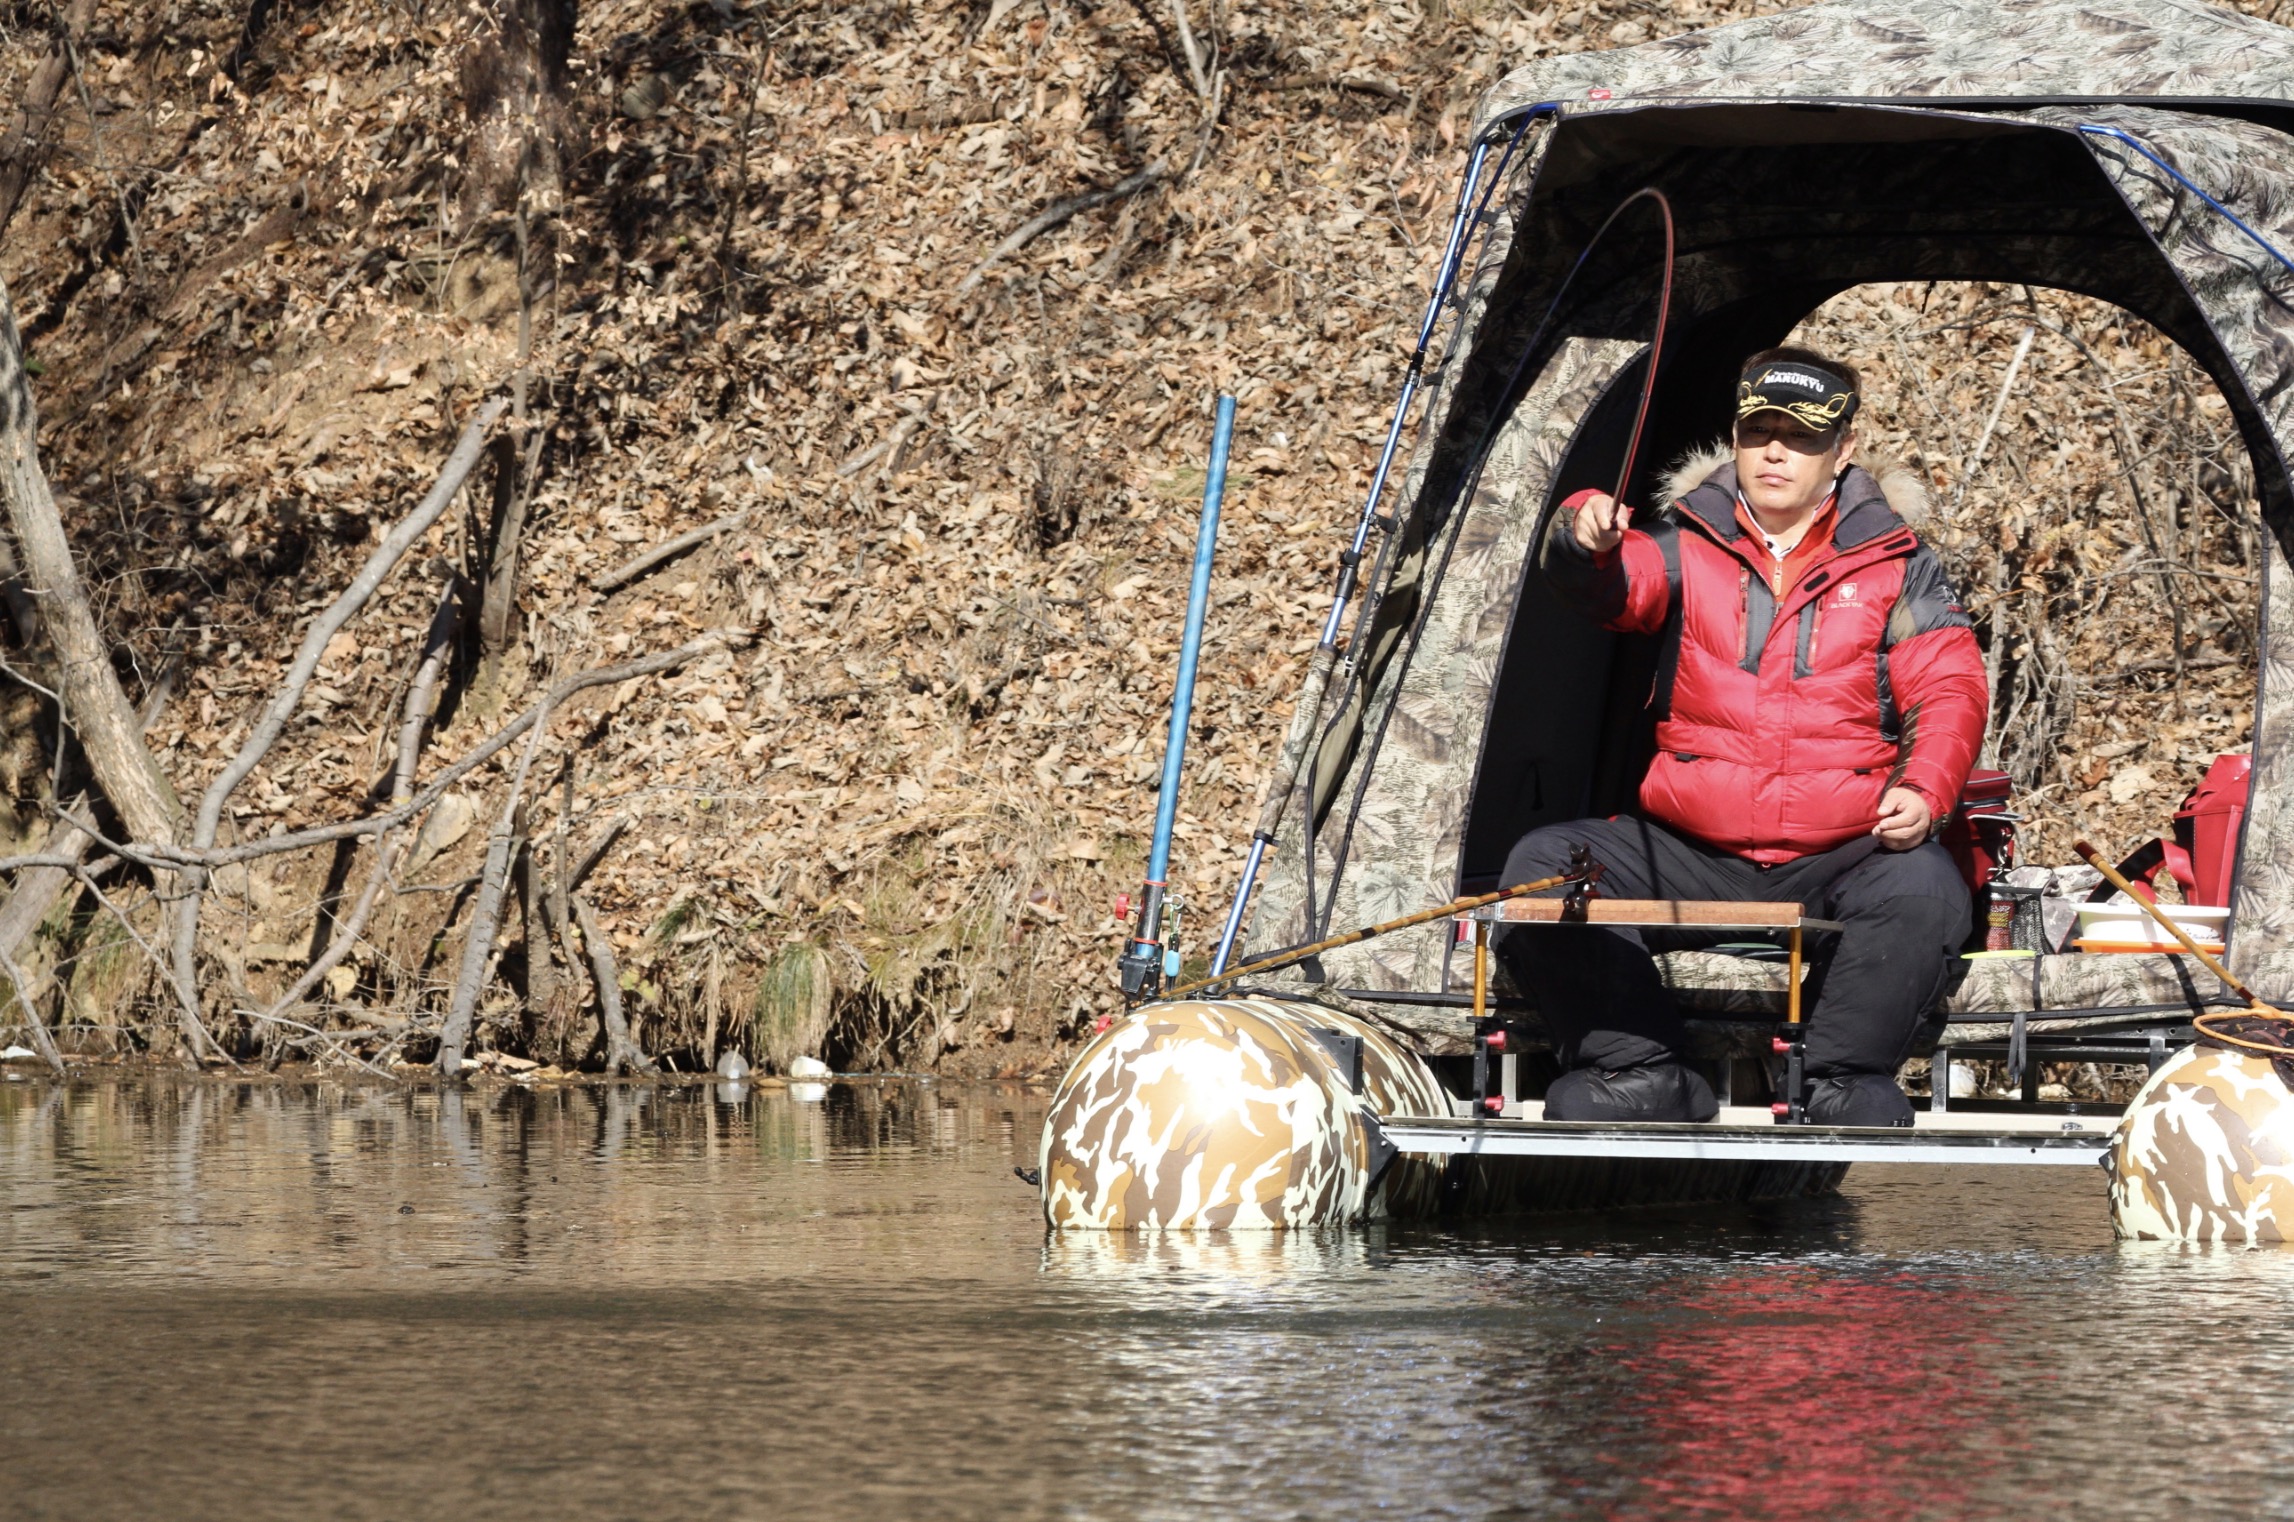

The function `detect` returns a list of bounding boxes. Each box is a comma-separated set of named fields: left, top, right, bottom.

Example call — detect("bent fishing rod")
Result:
left=1211, top=170, right=1677, bottom=967
left=1312, top=186, right=1674, bottom=949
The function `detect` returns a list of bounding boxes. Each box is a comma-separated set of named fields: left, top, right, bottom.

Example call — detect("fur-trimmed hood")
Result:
left=1659, top=440, right=1931, bottom=526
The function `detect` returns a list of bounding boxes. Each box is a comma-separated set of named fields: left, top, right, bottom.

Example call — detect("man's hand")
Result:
left=1572, top=491, right=1629, bottom=555
left=1872, top=787, right=1933, bottom=851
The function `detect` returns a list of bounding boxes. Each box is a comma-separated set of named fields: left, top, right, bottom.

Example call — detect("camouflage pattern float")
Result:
left=1038, top=998, right=1447, bottom=1229
left=2110, top=1041, right=2294, bottom=1244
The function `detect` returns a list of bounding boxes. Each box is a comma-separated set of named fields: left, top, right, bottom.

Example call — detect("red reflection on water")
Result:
left=1592, top=1269, right=2011, bottom=1520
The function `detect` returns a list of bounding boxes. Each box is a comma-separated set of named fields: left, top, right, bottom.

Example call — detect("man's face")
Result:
left=1734, top=412, right=1856, bottom=519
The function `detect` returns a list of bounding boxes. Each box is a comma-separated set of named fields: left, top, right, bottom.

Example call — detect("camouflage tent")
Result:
left=1242, top=0, right=2294, bottom=1049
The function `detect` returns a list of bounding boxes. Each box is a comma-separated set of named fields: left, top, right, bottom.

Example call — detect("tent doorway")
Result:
left=1458, top=283, right=2264, bottom=892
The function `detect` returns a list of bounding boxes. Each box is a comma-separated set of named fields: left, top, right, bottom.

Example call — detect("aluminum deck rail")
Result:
left=1377, top=1109, right=2114, bottom=1167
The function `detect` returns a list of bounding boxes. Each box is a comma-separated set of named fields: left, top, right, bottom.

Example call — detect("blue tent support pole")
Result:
left=1209, top=114, right=1550, bottom=976
left=2077, top=125, right=2294, bottom=278
left=1119, top=395, right=1238, bottom=1000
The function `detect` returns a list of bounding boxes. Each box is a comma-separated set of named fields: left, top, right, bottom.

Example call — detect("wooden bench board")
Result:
left=1476, top=897, right=1844, bottom=931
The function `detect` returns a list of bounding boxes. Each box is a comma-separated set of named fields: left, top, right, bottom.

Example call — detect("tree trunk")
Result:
left=460, top=0, right=577, bottom=218
left=0, top=274, right=185, bottom=851
left=478, top=429, right=541, bottom=670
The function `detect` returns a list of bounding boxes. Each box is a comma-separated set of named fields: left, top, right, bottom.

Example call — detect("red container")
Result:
left=2174, top=753, right=2250, bottom=907
left=1940, top=769, right=2016, bottom=893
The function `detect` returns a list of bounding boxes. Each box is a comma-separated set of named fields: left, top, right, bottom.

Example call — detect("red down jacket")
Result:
left=1543, top=460, right=1989, bottom=864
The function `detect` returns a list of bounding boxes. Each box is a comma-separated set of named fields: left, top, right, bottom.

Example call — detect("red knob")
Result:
left=1770, top=1036, right=1793, bottom=1055
left=1479, top=1096, right=1506, bottom=1115
left=1115, top=893, right=1131, bottom=920
left=1482, top=1031, right=1507, bottom=1052
left=1771, top=1102, right=1792, bottom=1116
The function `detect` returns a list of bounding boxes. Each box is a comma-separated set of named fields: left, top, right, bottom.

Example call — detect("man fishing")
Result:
left=1503, top=347, right=1989, bottom=1127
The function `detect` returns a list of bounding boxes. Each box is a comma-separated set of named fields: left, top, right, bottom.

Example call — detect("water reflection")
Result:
left=6, top=1078, right=2294, bottom=1521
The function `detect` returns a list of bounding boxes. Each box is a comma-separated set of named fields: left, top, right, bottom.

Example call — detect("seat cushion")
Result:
left=1656, top=948, right=2218, bottom=1020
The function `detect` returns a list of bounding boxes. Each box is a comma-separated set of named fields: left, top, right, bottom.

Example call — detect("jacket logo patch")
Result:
left=1836, top=582, right=1858, bottom=604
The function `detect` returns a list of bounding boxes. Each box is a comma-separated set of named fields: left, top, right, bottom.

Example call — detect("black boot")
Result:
left=1805, top=1073, right=1914, bottom=1128
left=1544, top=1062, right=1719, bottom=1124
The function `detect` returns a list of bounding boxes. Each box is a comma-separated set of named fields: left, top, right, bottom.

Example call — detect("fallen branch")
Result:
left=174, top=634, right=739, bottom=868
left=437, top=694, right=555, bottom=1075
left=956, top=164, right=1166, bottom=294
left=1167, top=0, right=1212, bottom=98
left=253, top=582, right=464, bottom=1031
left=594, top=507, right=752, bottom=591
left=837, top=401, right=935, bottom=480
left=568, top=814, right=628, bottom=891
left=573, top=892, right=652, bottom=1075
left=171, top=396, right=505, bottom=1062
left=1185, top=70, right=1227, bottom=179
left=0, top=936, right=63, bottom=1076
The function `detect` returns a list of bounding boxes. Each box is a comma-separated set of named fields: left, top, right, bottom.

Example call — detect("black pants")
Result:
left=1494, top=815, right=1968, bottom=1079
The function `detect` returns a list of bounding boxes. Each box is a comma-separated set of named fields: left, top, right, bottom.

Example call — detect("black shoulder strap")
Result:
left=1645, top=513, right=1685, bottom=719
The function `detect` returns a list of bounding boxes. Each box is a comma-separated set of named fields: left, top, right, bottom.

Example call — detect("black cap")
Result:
left=1736, top=358, right=1858, bottom=432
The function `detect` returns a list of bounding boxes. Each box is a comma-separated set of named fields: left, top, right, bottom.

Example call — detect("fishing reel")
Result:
left=1115, top=886, right=1185, bottom=1002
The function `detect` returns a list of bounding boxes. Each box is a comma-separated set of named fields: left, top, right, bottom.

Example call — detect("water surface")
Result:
left=2, top=1076, right=2285, bottom=1521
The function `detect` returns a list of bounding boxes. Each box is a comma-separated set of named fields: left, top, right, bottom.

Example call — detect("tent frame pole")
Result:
left=1209, top=114, right=1552, bottom=974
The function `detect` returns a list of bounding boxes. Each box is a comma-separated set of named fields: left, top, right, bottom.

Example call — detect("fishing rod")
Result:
left=1309, top=184, right=1677, bottom=940
left=1117, top=395, right=1237, bottom=999
left=1208, top=109, right=1553, bottom=974
left=1155, top=863, right=1586, bottom=1004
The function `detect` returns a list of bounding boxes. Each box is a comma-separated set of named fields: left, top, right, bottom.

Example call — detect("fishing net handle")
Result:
left=2069, top=842, right=2294, bottom=1059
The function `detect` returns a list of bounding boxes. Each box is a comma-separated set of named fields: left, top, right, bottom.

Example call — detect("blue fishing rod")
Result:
left=1118, top=395, right=1237, bottom=1000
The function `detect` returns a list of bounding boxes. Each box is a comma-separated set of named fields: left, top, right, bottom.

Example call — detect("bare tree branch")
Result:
left=594, top=507, right=754, bottom=591
left=17, top=637, right=732, bottom=878
left=167, top=397, right=505, bottom=1062
left=437, top=695, right=556, bottom=1074
left=254, top=582, right=464, bottom=1030
left=187, top=633, right=739, bottom=867
left=573, top=892, right=651, bottom=1075
left=957, top=164, right=1166, bottom=294
left=0, top=936, right=63, bottom=1076
left=189, top=398, right=507, bottom=856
